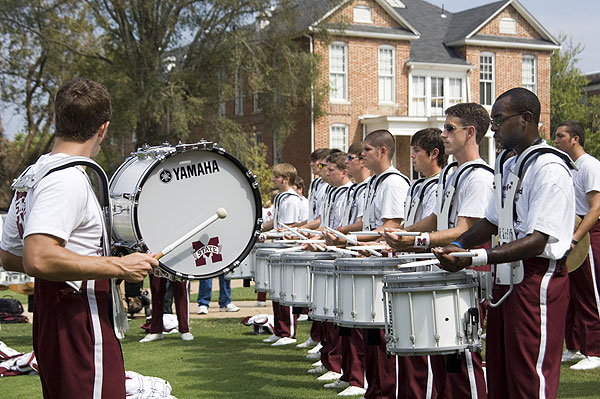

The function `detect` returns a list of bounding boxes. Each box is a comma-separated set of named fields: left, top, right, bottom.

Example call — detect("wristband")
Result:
left=470, top=248, right=488, bottom=267
left=450, top=241, right=464, bottom=249
left=414, top=233, right=430, bottom=248
left=571, top=239, right=579, bottom=246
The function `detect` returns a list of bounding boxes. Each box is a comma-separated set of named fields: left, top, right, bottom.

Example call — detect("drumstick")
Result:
left=325, top=246, right=361, bottom=256
left=299, top=228, right=323, bottom=236
left=325, top=227, right=382, bottom=257
left=278, top=239, right=326, bottom=244
left=350, top=231, right=421, bottom=237
left=398, top=259, right=440, bottom=268
left=155, top=208, right=227, bottom=260
left=279, top=222, right=307, bottom=240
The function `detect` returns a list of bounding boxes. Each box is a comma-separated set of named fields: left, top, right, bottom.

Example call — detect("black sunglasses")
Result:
left=490, top=112, right=526, bottom=127
left=443, top=125, right=470, bottom=133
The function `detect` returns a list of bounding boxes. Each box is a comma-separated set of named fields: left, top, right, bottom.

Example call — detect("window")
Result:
left=430, top=77, right=444, bottom=115
left=353, top=5, right=372, bottom=23
left=218, top=70, right=226, bottom=117
left=479, top=53, right=495, bottom=106
left=412, top=76, right=426, bottom=116
left=378, top=46, right=395, bottom=103
left=255, top=130, right=263, bottom=144
left=253, top=92, right=262, bottom=113
left=330, top=43, right=348, bottom=101
left=235, top=69, right=243, bottom=115
left=499, top=17, right=516, bottom=34
left=522, top=55, right=537, bottom=94
left=330, top=124, right=348, bottom=151
left=448, top=78, right=462, bottom=106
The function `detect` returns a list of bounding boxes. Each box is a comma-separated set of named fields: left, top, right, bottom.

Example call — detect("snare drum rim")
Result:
left=111, top=142, right=263, bottom=280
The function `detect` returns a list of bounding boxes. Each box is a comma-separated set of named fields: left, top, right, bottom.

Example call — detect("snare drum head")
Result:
left=114, top=144, right=261, bottom=279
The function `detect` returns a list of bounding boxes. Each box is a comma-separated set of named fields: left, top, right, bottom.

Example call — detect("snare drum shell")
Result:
left=383, top=270, right=481, bottom=355
left=268, top=253, right=283, bottom=301
left=254, top=243, right=294, bottom=292
left=225, top=248, right=255, bottom=280
left=279, top=252, right=337, bottom=307
left=309, top=260, right=336, bottom=321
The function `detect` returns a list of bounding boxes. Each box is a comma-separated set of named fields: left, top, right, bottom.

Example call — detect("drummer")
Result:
left=305, top=148, right=334, bottom=229
left=434, top=88, right=574, bottom=398
left=382, top=103, right=492, bottom=398
left=261, top=163, right=304, bottom=346
left=554, top=120, right=600, bottom=370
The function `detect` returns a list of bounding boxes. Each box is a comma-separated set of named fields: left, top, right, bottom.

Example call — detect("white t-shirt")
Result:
left=313, top=181, right=329, bottom=220
left=484, top=152, right=574, bottom=260
left=435, top=160, right=493, bottom=229
left=273, top=188, right=303, bottom=226
left=405, top=176, right=438, bottom=227
left=573, top=153, right=600, bottom=216
left=324, top=182, right=353, bottom=229
left=1, top=153, right=104, bottom=288
left=363, top=167, right=409, bottom=230
left=299, top=196, right=309, bottom=222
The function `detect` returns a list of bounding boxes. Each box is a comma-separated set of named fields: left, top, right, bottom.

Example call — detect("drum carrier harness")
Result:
left=11, top=156, right=130, bottom=338
left=405, top=175, right=438, bottom=227
left=363, top=171, right=410, bottom=231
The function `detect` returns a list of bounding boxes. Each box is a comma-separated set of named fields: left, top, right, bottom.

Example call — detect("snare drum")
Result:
left=383, top=270, right=482, bottom=356
left=309, top=260, right=336, bottom=322
left=6, top=272, right=34, bottom=295
left=268, top=253, right=283, bottom=301
left=334, top=257, right=418, bottom=328
left=225, top=247, right=256, bottom=280
left=279, top=252, right=337, bottom=307
left=254, top=242, right=294, bottom=292
left=110, top=142, right=262, bottom=279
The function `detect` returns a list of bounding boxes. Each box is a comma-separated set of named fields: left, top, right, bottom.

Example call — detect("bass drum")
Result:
left=110, top=141, right=262, bottom=279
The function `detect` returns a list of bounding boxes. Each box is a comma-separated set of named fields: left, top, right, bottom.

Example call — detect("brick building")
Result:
left=234, top=0, right=559, bottom=182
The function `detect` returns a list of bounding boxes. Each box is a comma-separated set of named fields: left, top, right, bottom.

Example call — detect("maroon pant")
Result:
left=33, top=279, right=126, bottom=399
left=397, top=356, right=433, bottom=398
left=257, top=291, right=267, bottom=301
left=341, top=328, right=365, bottom=387
left=486, top=257, right=568, bottom=398
left=320, top=322, right=342, bottom=373
left=149, top=275, right=190, bottom=334
left=430, top=350, right=486, bottom=399
left=310, top=320, right=321, bottom=342
left=565, top=220, right=600, bottom=356
left=272, top=301, right=298, bottom=338
left=364, top=329, right=397, bottom=399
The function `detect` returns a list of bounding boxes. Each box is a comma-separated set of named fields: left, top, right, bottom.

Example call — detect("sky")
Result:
left=1, top=0, right=598, bottom=140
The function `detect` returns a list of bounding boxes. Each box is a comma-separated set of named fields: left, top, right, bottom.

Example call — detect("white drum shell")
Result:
left=225, top=248, right=255, bottom=280
left=280, top=252, right=337, bottom=307
left=268, top=253, right=283, bottom=301
left=254, top=242, right=294, bottom=293
left=309, top=260, right=336, bottom=321
left=383, top=270, right=481, bottom=355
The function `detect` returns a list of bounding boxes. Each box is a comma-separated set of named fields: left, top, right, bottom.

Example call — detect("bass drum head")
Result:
left=135, top=145, right=261, bottom=279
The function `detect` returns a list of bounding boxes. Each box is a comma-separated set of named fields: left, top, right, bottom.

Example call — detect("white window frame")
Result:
left=408, top=70, right=468, bottom=117
left=411, top=76, right=426, bottom=116
left=329, top=42, right=348, bottom=103
left=499, top=17, right=517, bottom=34
left=235, top=69, right=243, bottom=116
left=430, top=77, right=444, bottom=116
left=479, top=52, right=495, bottom=107
left=330, top=124, right=349, bottom=151
left=522, top=55, right=537, bottom=94
left=378, top=45, right=396, bottom=104
left=353, top=5, right=372, bottom=23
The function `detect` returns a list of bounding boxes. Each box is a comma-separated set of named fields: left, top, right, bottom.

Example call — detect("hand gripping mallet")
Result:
left=154, top=208, right=228, bottom=260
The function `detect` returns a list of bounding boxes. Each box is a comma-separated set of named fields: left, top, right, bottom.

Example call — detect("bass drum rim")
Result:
left=111, top=142, right=262, bottom=280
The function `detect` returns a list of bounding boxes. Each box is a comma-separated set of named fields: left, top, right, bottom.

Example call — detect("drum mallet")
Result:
left=325, top=227, right=382, bottom=257
left=154, top=208, right=227, bottom=260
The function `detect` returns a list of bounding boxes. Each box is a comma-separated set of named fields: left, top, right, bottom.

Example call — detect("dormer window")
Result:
left=499, top=17, right=516, bottom=34
left=353, top=5, right=372, bottom=23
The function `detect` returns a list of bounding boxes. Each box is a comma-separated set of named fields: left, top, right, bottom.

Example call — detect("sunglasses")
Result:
left=347, top=155, right=363, bottom=161
left=490, top=112, right=526, bottom=127
left=443, top=125, right=470, bottom=133
left=318, top=163, right=326, bottom=169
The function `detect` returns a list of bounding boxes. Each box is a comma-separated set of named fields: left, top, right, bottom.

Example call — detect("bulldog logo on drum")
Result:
left=192, top=237, right=223, bottom=266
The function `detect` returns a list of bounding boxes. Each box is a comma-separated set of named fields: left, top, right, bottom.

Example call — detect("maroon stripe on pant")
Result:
left=340, top=328, right=365, bottom=387
left=565, top=220, right=600, bottom=356
left=364, top=329, right=396, bottom=399
left=320, top=322, right=342, bottom=373
left=33, top=279, right=126, bottom=399
left=149, top=275, right=190, bottom=334
left=272, top=301, right=298, bottom=338
left=486, top=257, right=568, bottom=398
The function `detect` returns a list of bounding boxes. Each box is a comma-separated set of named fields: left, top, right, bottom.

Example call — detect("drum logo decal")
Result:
left=172, top=160, right=220, bottom=181
left=159, top=169, right=173, bottom=183
left=192, top=237, right=223, bottom=266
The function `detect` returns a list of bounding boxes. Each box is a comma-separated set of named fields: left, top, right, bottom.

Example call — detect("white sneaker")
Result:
left=308, top=365, right=327, bottom=374
left=311, top=360, right=322, bottom=367
left=324, top=379, right=349, bottom=389
left=298, top=314, right=309, bottom=321
left=306, top=351, right=321, bottom=360
left=308, top=342, right=323, bottom=354
left=297, top=337, right=318, bottom=348
left=317, top=371, right=343, bottom=381
left=571, top=356, right=600, bottom=370
left=221, top=303, right=240, bottom=312
left=180, top=332, right=194, bottom=341
left=338, top=386, right=367, bottom=396
left=197, top=305, right=208, bottom=315
left=139, top=333, right=163, bottom=343
left=271, top=337, right=297, bottom=346
left=255, top=301, right=267, bottom=307
left=562, top=349, right=585, bottom=362
left=262, top=334, right=280, bottom=343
